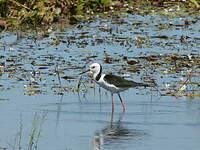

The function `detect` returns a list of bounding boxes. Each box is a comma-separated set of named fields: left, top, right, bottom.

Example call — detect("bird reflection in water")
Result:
left=91, top=112, right=147, bottom=150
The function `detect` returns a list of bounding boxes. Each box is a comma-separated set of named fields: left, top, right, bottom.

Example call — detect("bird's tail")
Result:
left=136, top=82, right=156, bottom=88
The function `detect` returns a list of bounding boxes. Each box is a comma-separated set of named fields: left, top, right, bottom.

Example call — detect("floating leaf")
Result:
left=178, top=94, right=200, bottom=97
left=62, top=75, right=77, bottom=80
left=25, top=90, right=42, bottom=95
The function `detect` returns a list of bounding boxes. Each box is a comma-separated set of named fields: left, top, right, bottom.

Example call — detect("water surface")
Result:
left=0, top=13, right=200, bottom=150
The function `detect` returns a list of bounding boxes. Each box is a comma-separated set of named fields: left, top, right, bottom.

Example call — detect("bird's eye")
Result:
left=92, top=66, right=95, bottom=69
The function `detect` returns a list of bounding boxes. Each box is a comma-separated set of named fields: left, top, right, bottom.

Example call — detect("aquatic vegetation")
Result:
left=5, top=113, right=47, bottom=150
left=0, top=5, right=200, bottom=99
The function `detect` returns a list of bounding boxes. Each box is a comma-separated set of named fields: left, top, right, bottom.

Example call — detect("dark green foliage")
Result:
left=0, top=0, right=11, bottom=17
left=0, top=0, right=200, bottom=28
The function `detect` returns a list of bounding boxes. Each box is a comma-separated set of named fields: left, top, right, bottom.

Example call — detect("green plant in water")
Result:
left=6, top=113, right=47, bottom=150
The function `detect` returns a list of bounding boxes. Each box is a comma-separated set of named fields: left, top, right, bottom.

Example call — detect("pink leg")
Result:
left=118, top=93, right=126, bottom=112
left=111, top=110, right=114, bottom=123
left=111, top=93, right=114, bottom=113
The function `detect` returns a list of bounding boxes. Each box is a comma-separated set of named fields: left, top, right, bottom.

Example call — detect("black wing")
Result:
left=104, top=74, right=147, bottom=88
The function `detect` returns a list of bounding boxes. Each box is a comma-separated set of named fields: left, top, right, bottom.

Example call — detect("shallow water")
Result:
left=0, top=13, right=200, bottom=150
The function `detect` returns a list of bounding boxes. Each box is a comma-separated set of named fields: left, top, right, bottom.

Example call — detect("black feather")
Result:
left=104, top=74, right=149, bottom=88
left=95, top=64, right=102, bottom=81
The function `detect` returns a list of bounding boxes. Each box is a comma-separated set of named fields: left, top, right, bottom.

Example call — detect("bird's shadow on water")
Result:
left=91, top=112, right=148, bottom=150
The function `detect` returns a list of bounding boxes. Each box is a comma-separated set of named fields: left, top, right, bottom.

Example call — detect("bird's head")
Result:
left=79, top=63, right=102, bottom=79
left=89, top=63, right=101, bottom=74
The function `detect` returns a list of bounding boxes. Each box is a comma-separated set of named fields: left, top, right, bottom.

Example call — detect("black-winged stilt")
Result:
left=80, top=63, right=150, bottom=112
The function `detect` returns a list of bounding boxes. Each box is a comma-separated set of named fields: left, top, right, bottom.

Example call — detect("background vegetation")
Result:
left=0, top=0, right=200, bottom=29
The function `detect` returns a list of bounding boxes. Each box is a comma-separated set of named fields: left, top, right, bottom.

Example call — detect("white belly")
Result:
left=95, top=74, right=128, bottom=93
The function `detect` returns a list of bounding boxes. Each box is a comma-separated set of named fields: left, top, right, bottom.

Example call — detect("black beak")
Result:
left=79, top=69, right=90, bottom=75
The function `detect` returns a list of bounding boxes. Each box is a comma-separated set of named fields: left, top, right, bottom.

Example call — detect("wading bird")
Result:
left=80, top=63, right=151, bottom=112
